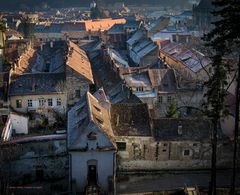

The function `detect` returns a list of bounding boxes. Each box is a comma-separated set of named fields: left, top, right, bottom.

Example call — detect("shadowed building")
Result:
left=193, top=0, right=214, bottom=31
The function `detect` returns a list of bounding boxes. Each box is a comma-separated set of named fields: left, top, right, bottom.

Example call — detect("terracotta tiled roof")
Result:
left=66, top=41, right=94, bottom=84
left=87, top=92, right=115, bottom=146
left=85, top=18, right=126, bottom=31
left=5, top=29, right=23, bottom=39
left=16, top=48, right=37, bottom=75
left=119, top=66, right=149, bottom=75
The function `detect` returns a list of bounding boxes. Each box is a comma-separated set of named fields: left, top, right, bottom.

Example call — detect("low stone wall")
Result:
left=0, top=138, right=68, bottom=184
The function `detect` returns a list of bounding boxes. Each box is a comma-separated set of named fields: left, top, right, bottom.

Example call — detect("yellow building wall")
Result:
left=160, top=51, right=210, bottom=82
left=10, top=93, right=67, bottom=113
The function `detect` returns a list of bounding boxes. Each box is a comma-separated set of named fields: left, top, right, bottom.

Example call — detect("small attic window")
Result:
left=87, top=132, right=97, bottom=140
left=95, top=117, right=104, bottom=125
left=94, top=105, right=101, bottom=112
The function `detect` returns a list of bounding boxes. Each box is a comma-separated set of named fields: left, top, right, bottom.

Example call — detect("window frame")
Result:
left=167, top=95, right=172, bottom=103
left=158, top=96, right=163, bottom=103
left=75, top=89, right=81, bottom=98
left=57, top=98, right=61, bottom=106
left=39, top=98, right=45, bottom=106
left=48, top=98, right=53, bottom=107
left=27, top=99, right=33, bottom=107
left=16, top=99, right=22, bottom=108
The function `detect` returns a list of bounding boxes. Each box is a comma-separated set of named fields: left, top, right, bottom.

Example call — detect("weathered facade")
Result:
left=66, top=41, right=94, bottom=106
left=159, top=42, right=212, bottom=84
left=110, top=104, right=236, bottom=171
left=0, top=135, right=68, bottom=187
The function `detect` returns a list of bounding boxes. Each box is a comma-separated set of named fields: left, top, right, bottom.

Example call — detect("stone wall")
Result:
left=66, top=66, right=90, bottom=106
left=0, top=139, right=68, bottom=184
left=116, top=136, right=236, bottom=171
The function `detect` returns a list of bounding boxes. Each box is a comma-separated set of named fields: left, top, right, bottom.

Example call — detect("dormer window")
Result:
left=87, top=132, right=97, bottom=140
left=94, top=105, right=101, bottom=112
left=95, top=117, right=104, bottom=125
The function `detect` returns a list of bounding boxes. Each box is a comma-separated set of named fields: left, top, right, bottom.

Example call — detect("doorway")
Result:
left=87, top=160, right=98, bottom=186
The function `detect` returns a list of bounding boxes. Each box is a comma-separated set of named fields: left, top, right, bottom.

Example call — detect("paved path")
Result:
left=117, top=170, right=240, bottom=194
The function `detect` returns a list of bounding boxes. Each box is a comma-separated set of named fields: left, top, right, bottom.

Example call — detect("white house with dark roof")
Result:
left=8, top=73, right=67, bottom=114
left=68, top=92, right=116, bottom=194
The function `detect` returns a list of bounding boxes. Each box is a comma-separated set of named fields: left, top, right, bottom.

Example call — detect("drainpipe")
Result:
left=113, top=150, right=117, bottom=195
left=69, top=153, right=72, bottom=193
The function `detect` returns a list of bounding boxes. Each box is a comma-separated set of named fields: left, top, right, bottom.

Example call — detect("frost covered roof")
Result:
left=9, top=73, right=65, bottom=96
left=146, top=16, right=167, bottom=31
left=108, top=48, right=129, bottom=68
left=68, top=92, right=116, bottom=150
left=160, top=42, right=211, bottom=73
left=127, top=29, right=146, bottom=46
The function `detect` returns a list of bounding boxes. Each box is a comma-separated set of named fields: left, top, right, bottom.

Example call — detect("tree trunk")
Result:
left=209, top=119, right=217, bottom=195
left=231, top=54, right=240, bottom=195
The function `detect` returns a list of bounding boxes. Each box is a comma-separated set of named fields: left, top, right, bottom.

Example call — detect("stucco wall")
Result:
left=9, top=93, right=67, bottom=114
left=160, top=51, right=211, bottom=83
left=160, top=51, right=196, bottom=81
left=10, top=113, right=29, bottom=134
left=70, top=151, right=115, bottom=193
left=73, top=122, right=114, bottom=150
